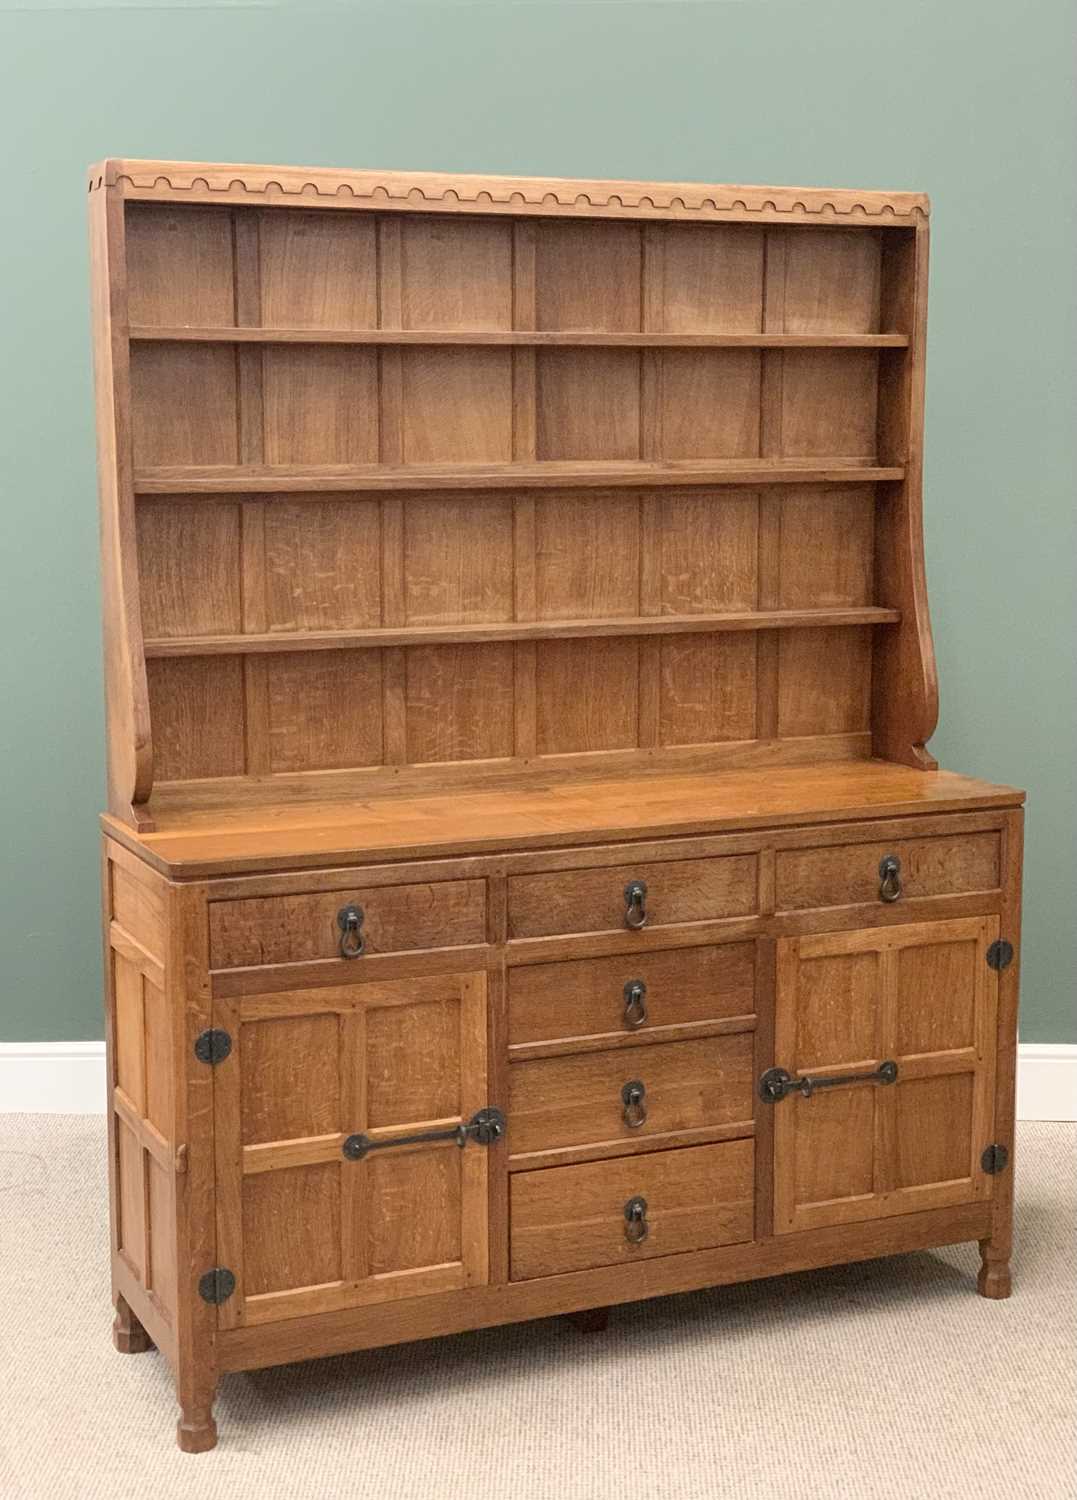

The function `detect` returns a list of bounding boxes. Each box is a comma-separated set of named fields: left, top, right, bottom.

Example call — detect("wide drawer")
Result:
left=208, top=879, right=487, bottom=968
left=508, top=942, right=756, bottom=1051
left=510, top=1140, right=754, bottom=1279
left=775, top=832, right=1001, bottom=912
left=508, top=1033, right=754, bottom=1159
left=507, top=854, right=757, bottom=940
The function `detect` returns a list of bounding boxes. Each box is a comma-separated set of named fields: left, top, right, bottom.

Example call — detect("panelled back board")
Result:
left=90, top=162, right=1022, bottom=1454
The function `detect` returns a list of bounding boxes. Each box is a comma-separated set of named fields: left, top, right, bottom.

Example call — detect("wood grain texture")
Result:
left=508, top=1033, right=754, bottom=1158
left=92, top=165, right=1023, bottom=1457
left=510, top=1140, right=754, bottom=1279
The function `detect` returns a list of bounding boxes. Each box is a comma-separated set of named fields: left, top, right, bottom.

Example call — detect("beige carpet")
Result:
left=0, top=1116, right=1072, bottom=1500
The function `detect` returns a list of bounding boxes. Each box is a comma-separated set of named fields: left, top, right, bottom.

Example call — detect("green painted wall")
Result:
left=0, top=1, right=1072, bottom=1043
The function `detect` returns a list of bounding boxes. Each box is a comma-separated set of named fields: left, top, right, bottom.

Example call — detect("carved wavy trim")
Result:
left=87, top=160, right=928, bottom=223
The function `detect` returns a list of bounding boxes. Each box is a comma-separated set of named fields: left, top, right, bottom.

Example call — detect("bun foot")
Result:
left=564, top=1306, right=610, bottom=1334
left=112, top=1295, right=153, bottom=1354
left=177, top=1407, right=218, bottom=1453
left=977, top=1239, right=1012, bottom=1300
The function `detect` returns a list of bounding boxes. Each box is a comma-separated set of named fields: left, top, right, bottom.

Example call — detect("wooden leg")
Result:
left=564, top=1305, right=611, bottom=1334
left=177, top=1399, right=218, bottom=1454
left=977, top=1236, right=1012, bottom=1300
left=112, top=1293, right=153, bottom=1354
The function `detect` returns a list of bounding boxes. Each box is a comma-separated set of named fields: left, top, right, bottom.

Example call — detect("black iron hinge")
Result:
left=198, top=1267, right=236, bottom=1305
left=981, top=1143, right=1010, bottom=1175
left=986, top=940, right=1014, bottom=972
left=193, top=1028, right=232, bottom=1065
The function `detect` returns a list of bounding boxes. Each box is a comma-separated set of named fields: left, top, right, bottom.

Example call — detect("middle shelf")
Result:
left=134, top=460, right=906, bottom=494
left=142, top=607, right=901, bottom=657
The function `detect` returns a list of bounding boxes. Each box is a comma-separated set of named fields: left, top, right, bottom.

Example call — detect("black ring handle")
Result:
left=624, top=880, right=648, bottom=930
left=624, top=1195, right=649, bottom=1245
left=337, top=904, right=365, bottom=958
left=878, top=855, right=902, bottom=903
left=621, top=1079, right=647, bottom=1128
left=623, top=979, right=648, bottom=1030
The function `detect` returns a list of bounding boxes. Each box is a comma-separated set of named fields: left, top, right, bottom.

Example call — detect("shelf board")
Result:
left=134, top=460, right=904, bottom=495
left=128, top=325, right=909, bottom=349
left=143, top=608, right=901, bottom=658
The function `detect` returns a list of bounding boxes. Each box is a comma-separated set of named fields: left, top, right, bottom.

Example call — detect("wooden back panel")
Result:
left=89, top=163, right=936, bottom=823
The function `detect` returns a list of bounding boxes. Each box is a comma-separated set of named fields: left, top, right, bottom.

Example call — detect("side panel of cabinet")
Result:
left=772, top=916, right=998, bottom=1233
left=212, top=972, right=490, bottom=1328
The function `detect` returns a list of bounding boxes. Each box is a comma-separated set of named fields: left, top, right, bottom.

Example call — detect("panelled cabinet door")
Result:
left=772, top=917, right=999, bottom=1234
left=212, top=972, right=490, bottom=1328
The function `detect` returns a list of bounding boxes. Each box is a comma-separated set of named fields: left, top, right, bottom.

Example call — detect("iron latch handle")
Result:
left=758, top=1060, right=898, bottom=1103
left=342, top=1107, right=506, bottom=1161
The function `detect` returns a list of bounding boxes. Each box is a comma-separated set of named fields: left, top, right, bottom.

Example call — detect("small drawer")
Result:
left=508, top=1033, right=754, bottom=1159
left=775, top=832, right=1001, bottom=912
left=507, top=854, right=757, bottom=940
left=208, top=879, right=487, bottom=968
left=508, top=942, right=756, bottom=1051
left=510, top=1140, right=754, bottom=1279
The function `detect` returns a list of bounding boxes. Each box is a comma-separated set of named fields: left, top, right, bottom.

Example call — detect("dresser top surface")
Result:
left=102, top=760, right=1023, bottom=879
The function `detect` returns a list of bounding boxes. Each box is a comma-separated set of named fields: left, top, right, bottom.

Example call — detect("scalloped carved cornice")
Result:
left=88, top=159, right=928, bottom=224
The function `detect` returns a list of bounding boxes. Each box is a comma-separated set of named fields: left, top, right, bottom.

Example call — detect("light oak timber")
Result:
left=143, top=607, right=901, bottom=658
left=103, top=764, right=1023, bottom=879
left=92, top=159, right=929, bottom=224
left=91, top=162, right=1022, bottom=1453
left=130, top=325, right=911, bottom=348
left=133, top=459, right=906, bottom=494
left=216, top=1201, right=988, bottom=1373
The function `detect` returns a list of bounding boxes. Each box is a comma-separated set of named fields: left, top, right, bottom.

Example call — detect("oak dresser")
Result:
left=88, top=159, right=1025, bottom=1451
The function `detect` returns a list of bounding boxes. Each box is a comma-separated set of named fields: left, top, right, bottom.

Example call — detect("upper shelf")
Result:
left=128, top=325, right=909, bottom=349
left=134, top=459, right=904, bottom=494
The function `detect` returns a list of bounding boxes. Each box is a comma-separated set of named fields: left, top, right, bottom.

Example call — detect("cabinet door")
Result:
left=772, top=917, right=998, bottom=1234
left=212, top=972, right=490, bottom=1328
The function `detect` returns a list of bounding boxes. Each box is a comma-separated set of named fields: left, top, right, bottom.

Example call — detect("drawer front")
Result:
left=508, top=943, right=756, bottom=1051
left=507, top=854, right=757, bottom=940
left=508, top=1033, right=754, bottom=1158
left=510, top=1140, right=754, bottom=1279
left=209, top=880, right=487, bottom=968
left=775, top=832, right=1000, bottom=912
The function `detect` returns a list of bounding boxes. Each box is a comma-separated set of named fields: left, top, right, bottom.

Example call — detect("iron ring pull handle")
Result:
left=621, top=1079, right=647, bottom=1128
left=878, top=855, right=903, bottom=903
left=622, top=979, right=648, bottom=1030
left=337, top=903, right=365, bottom=958
left=624, top=1196, right=649, bottom=1245
left=342, top=1107, right=506, bottom=1161
left=624, top=880, right=648, bottom=930
left=758, top=1060, right=899, bottom=1103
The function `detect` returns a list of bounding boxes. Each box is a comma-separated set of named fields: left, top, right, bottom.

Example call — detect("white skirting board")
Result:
left=1, top=1040, right=1075, bottom=1120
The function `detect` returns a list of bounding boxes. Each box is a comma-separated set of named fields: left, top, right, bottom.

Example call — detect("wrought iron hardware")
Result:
left=621, top=1079, right=647, bottom=1128
left=624, top=1196, right=649, bottom=1245
left=759, top=1059, right=898, bottom=1103
left=198, top=1267, right=235, bottom=1305
left=878, top=854, right=902, bottom=903
left=981, top=1143, right=1009, bottom=1175
left=986, top=940, right=1014, bottom=972
left=337, top=903, right=365, bottom=958
left=624, top=880, right=648, bottom=930
left=342, top=1106, right=506, bottom=1162
left=193, top=1028, right=232, bottom=1066
left=622, top=979, right=648, bottom=1029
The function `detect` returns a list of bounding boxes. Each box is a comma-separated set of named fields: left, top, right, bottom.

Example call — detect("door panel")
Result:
left=773, top=917, right=998, bottom=1234
left=213, top=972, right=490, bottom=1328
